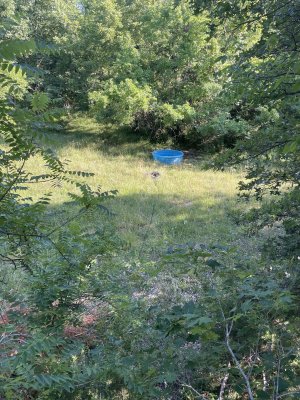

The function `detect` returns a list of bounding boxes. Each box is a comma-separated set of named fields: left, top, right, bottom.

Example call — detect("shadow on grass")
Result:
left=38, top=188, right=238, bottom=248
left=13, top=184, right=250, bottom=269
left=45, top=116, right=156, bottom=159
left=103, top=190, right=242, bottom=259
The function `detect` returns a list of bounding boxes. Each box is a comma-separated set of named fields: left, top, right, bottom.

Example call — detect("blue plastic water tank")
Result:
left=152, top=149, right=184, bottom=165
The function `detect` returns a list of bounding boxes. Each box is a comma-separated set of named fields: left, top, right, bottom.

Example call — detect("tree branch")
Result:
left=218, top=302, right=254, bottom=400
left=0, top=159, right=26, bottom=202
left=218, top=366, right=230, bottom=400
left=224, top=324, right=254, bottom=400
left=231, top=0, right=294, bottom=33
left=278, top=392, right=300, bottom=399
left=181, top=383, right=207, bottom=399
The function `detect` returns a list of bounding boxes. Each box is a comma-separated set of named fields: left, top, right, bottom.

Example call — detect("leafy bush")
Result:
left=213, top=0, right=299, bottom=263
left=89, top=79, right=154, bottom=125
left=153, top=245, right=299, bottom=399
left=74, top=0, right=232, bottom=142
left=0, top=19, right=118, bottom=399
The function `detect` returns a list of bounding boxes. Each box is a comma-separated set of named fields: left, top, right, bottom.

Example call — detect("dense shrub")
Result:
left=73, top=0, right=261, bottom=145
left=0, top=20, right=118, bottom=399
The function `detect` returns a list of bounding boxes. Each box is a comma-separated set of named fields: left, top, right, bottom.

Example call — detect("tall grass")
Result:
left=24, top=116, right=251, bottom=258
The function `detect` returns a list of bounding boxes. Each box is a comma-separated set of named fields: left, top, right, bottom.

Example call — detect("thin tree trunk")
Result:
left=218, top=371, right=229, bottom=400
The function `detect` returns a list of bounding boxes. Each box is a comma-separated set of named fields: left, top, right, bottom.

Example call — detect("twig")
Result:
left=0, top=253, right=23, bottom=268
left=46, top=207, right=87, bottom=237
left=231, top=0, right=294, bottom=33
left=0, top=159, right=26, bottom=202
left=218, top=302, right=254, bottom=400
left=218, top=363, right=230, bottom=400
left=274, top=356, right=281, bottom=399
left=229, top=140, right=292, bottom=167
left=181, top=383, right=206, bottom=399
left=46, top=236, right=75, bottom=268
left=224, top=328, right=254, bottom=400
left=218, top=373, right=229, bottom=400
left=278, top=392, right=300, bottom=399
left=263, top=371, right=268, bottom=392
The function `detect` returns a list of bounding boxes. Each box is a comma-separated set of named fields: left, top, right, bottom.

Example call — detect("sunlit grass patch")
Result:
left=19, top=116, right=251, bottom=257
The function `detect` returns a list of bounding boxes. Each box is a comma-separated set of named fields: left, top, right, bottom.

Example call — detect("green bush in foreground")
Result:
left=0, top=19, right=117, bottom=399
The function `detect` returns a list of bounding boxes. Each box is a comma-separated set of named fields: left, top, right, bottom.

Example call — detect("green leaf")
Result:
left=31, top=92, right=50, bottom=112
left=293, top=61, right=300, bottom=74
left=241, top=300, right=253, bottom=312
left=256, top=390, right=271, bottom=399
left=206, top=259, right=222, bottom=268
left=291, top=81, right=300, bottom=92
left=278, top=377, right=290, bottom=393
left=283, top=140, right=299, bottom=153
left=185, top=316, right=213, bottom=327
left=273, top=76, right=285, bottom=90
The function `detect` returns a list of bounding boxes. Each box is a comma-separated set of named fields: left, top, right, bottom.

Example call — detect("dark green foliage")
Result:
left=153, top=246, right=299, bottom=398
left=213, top=0, right=299, bottom=262
left=0, top=20, right=118, bottom=399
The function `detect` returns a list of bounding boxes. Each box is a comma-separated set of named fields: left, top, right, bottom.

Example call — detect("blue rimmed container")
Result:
left=152, top=149, right=184, bottom=165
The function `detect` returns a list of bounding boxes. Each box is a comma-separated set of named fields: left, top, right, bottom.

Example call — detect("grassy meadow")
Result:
left=24, top=116, right=254, bottom=260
